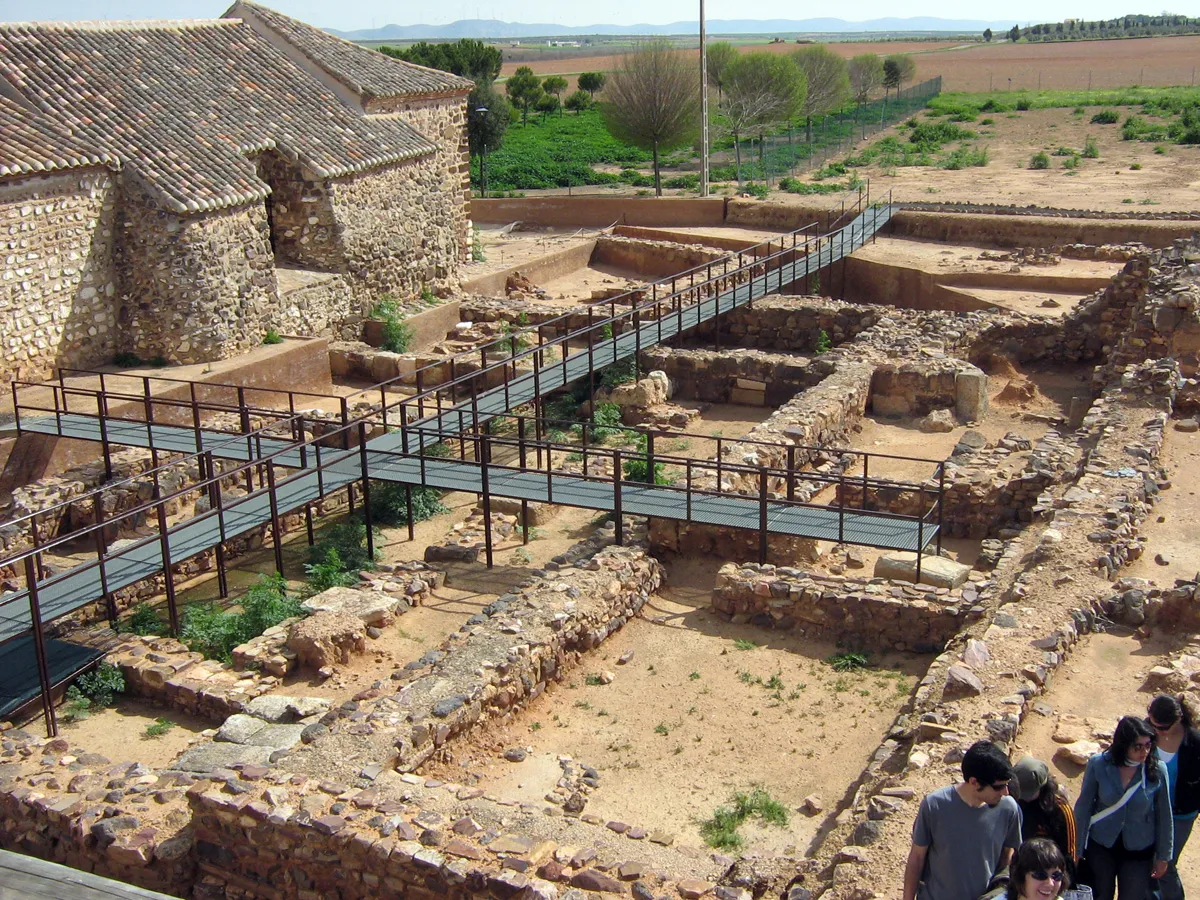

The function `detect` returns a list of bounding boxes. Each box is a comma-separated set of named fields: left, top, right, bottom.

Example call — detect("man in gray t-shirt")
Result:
left=903, top=741, right=1023, bottom=900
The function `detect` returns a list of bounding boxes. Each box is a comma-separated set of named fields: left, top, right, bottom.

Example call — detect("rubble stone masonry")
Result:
left=0, top=169, right=119, bottom=383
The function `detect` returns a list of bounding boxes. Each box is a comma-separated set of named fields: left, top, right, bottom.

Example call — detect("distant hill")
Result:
left=330, top=17, right=1022, bottom=41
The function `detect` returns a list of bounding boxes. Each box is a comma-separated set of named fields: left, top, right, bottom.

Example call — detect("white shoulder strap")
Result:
left=1088, top=765, right=1147, bottom=830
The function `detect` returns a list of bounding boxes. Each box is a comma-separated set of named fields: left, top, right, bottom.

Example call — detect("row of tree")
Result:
left=379, top=38, right=914, bottom=196
left=985, top=15, right=1200, bottom=43
left=606, top=42, right=915, bottom=194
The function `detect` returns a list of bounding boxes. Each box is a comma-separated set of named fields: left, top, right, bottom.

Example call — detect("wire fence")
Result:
left=708, top=75, right=943, bottom=187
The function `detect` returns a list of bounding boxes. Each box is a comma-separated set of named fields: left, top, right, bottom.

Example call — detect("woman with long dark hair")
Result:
left=1005, top=838, right=1069, bottom=900
left=1147, top=693, right=1200, bottom=900
left=1074, top=716, right=1173, bottom=900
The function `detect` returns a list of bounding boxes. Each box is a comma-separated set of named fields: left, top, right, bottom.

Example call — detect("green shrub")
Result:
left=599, top=358, right=638, bottom=389
left=471, top=225, right=486, bottom=262
left=980, top=117, right=995, bottom=125
left=310, top=521, right=376, bottom=573
left=815, top=330, right=832, bottom=354
left=1062, top=154, right=1080, bottom=170
left=1016, top=98, right=1031, bottom=111
left=742, top=182, right=769, bottom=200
left=368, top=482, right=448, bottom=528
left=144, top=718, right=174, bottom=739
left=304, top=548, right=360, bottom=593
left=663, top=174, right=700, bottom=190
left=1073, top=105, right=1086, bottom=115
left=263, top=330, right=283, bottom=345
left=369, top=297, right=415, bottom=353
left=908, top=121, right=976, bottom=148
left=112, top=351, right=143, bottom=367
left=623, top=435, right=670, bottom=485
left=828, top=651, right=870, bottom=671
left=1130, top=163, right=1143, bottom=170
left=180, top=574, right=303, bottom=662
left=1029, top=151, right=1051, bottom=169
left=75, top=663, right=125, bottom=707
left=938, top=145, right=989, bottom=169
left=1083, top=136, right=1100, bottom=158
left=589, top=402, right=624, bottom=443
left=122, top=603, right=165, bottom=636
left=778, top=177, right=843, bottom=195
left=1091, top=109, right=1120, bottom=124
left=700, top=787, right=789, bottom=850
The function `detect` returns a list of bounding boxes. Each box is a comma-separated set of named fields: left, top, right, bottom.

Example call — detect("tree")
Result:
left=1009, top=24, right=1021, bottom=41
left=379, top=39, right=501, bottom=84
left=506, top=66, right=544, bottom=125
left=847, top=53, right=884, bottom=106
left=564, top=89, right=592, bottom=114
left=983, top=27, right=993, bottom=41
left=542, top=75, right=568, bottom=117
left=883, top=53, right=916, bottom=97
left=600, top=40, right=701, bottom=196
left=578, top=71, right=607, bottom=99
left=720, top=52, right=806, bottom=183
left=535, top=93, right=560, bottom=122
left=466, top=83, right=510, bottom=196
left=791, top=45, right=850, bottom=142
left=706, top=41, right=739, bottom=100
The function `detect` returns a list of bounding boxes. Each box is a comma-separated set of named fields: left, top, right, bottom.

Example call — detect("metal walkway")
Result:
left=2, top=200, right=935, bottom=663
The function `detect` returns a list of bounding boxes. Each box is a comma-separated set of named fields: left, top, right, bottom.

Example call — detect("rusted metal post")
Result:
left=155, top=498, right=180, bottom=637
left=613, top=448, right=623, bottom=546
left=358, top=422, right=374, bottom=563
left=937, top=465, right=945, bottom=555
left=97, top=392, right=113, bottom=481
left=758, top=468, right=769, bottom=565
left=265, top=460, right=285, bottom=578
left=838, top=471, right=845, bottom=544
left=23, top=556, right=57, bottom=738
left=92, top=494, right=116, bottom=627
left=208, top=453, right=229, bottom=599
left=481, top=432, right=493, bottom=569
left=861, top=455, right=869, bottom=510
left=518, top=416, right=529, bottom=543
left=787, top=446, right=796, bottom=502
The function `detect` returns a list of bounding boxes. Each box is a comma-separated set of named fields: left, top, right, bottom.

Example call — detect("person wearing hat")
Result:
left=1011, top=756, right=1078, bottom=874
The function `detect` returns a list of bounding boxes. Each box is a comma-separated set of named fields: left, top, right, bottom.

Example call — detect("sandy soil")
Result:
left=828, top=106, right=1200, bottom=211
left=428, top=555, right=930, bottom=854
left=1122, top=423, right=1200, bottom=587
left=56, top=697, right=211, bottom=769
left=855, top=237, right=1124, bottom=280
left=465, top=226, right=598, bottom=279
left=538, top=263, right=646, bottom=300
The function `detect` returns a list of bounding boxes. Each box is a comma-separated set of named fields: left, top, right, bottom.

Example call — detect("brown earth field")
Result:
left=498, top=34, right=1200, bottom=93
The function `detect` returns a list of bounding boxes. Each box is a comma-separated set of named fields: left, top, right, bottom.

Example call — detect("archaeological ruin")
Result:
left=4, top=9, right=1200, bottom=900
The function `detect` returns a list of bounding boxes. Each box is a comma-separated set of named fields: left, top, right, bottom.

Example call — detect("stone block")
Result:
left=301, top=587, right=401, bottom=628
left=871, top=394, right=910, bottom=417
left=730, top=387, right=767, bottom=406
left=874, top=553, right=971, bottom=589
left=174, top=742, right=274, bottom=774
left=955, top=369, right=988, bottom=422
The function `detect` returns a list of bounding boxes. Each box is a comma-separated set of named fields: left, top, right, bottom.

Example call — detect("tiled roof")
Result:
left=0, top=18, right=440, bottom=213
left=227, top=2, right=473, bottom=101
left=0, top=95, right=115, bottom=177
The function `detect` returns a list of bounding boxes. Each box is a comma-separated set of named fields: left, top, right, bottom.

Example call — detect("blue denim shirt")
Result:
left=1074, top=753, right=1173, bottom=861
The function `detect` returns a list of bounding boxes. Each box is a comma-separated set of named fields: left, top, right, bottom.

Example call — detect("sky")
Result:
left=1, top=0, right=1195, bottom=28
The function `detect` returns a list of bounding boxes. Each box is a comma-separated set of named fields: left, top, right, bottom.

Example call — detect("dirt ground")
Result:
left=428, top=555, right=929, bottom=854
left=56, top=697, right=211, bottom=769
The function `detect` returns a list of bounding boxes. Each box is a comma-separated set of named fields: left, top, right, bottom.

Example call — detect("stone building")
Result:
left=0, top=2, right=472, bottom=382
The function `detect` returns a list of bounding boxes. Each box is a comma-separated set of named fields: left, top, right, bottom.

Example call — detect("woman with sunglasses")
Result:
left=1147, top=694, right=1200, bottom=900
left=1006, top=838, right=1070, bottom=900
left=1074, top=716, right=1173, bottom=900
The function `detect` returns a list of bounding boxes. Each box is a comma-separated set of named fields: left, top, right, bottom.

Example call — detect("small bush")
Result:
left=1154, top=144, right=1168, bottom=154
left=1062, top=154, right=1081, bottom=170
left=1091, top=109, right=1120, bottom=124
left=939, top=145, right=989, bottom=170
left=623, top=434, right=669, bottom=485
left=1073, top=105, right=1086, bottom=115
left=369, top=481, right=448, bottom=528
left=1016, top=98, right=1031, bottom=111
left=181, top=574, right=303, bottom=662
left=1029, top=151, right=1051, bottom=170
left=599, top=358, right=637, bottom=389
left=980, top=117, right=995, bottom=125
left=700, top=787, right=789, bottom=850
left=815, top=329, right=832, bottom=354
left=143, top=717, right=174, bottom=739
left=310, top=521, right=376, bottom=573
left=1051, top=146, right=1075, bottom=156
left=471, top=224, right=486, bottom=262
left=112, top=351, right=143, bottom=368
left=369, top=297, right=415, bottom=353
left=263, top=330, right=283, bottom=345
left=61, top=687, right=93, bottom=723
left=1130, top=163, right=1143, bottom=170
left=1082, top=136, right=1100, bottom=158
left=75, top=663, right=125, bottom=707
left=828, top=651, right=870, bottom=671
left=304, top=548, right=360, bottom=593
left=742, top=182, right=769, bottom=200
left=122, top=603, right=165, bottom=636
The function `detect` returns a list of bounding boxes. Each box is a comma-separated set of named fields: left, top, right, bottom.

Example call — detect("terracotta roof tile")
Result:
left=0, top=17, right=439, bottom=213
left=0, top=95, right=114, bottom=177
left=227, top=1, right=473, bottom=100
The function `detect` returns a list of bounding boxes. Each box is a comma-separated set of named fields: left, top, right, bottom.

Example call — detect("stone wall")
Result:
left=0, top=169, right=119, bottom=384
left=590, top=235, right=726, bottom=281
left=689, top=295, right=881, bottom=353
left=273, top=270, right=356, bottom=339
left=255, top=152, right=343, bottom=272
left=117, top=180, right=278, bottom=365
left=712, top=562, right=973, bottom=653
left=639, top=346, right=830, bottom=406
left=365, top=94, right=471, bottom=268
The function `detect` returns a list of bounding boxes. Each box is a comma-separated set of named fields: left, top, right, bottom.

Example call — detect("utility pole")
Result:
left=700, top=0, right=709, bottom=198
